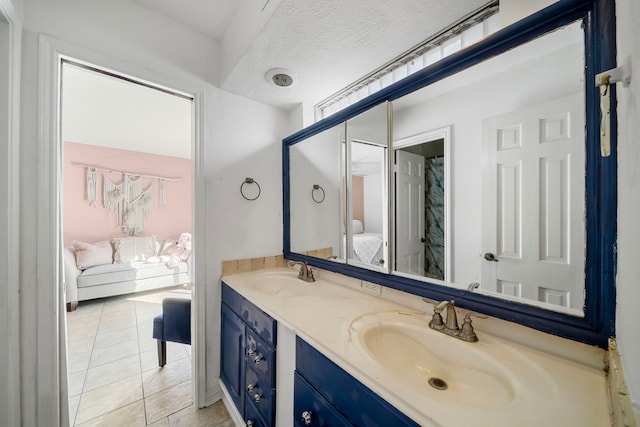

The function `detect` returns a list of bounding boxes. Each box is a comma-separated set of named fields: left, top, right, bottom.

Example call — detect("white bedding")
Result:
left=352, top=232, right=384, bottom=265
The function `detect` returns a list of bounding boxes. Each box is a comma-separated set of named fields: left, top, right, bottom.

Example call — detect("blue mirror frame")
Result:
left=283, top=0, right=616, bottom=348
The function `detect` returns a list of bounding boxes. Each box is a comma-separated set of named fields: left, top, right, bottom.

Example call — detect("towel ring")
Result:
left=312, top=184, right=325, bottom=203
left=241, top=177, right=261, bottom=201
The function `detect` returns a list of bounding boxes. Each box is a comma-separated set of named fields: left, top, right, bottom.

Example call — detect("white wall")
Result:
left=615, top=0, right=640, bottom=419
left=23, top=0, right=219, bottom=85
left=205, top=88, right=289, bottom=394
left=500, top=0, right=555, bottom=27
left=364, top=173, right=384, bottom=233
left=19, top=0, right=290, bottom=424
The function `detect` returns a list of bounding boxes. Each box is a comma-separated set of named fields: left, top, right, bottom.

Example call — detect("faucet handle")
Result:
left=464, top=312, right=487, bottom=321
left=424, top=298, right=450, bottom=330
left=459, top=312, right=487, bottom=342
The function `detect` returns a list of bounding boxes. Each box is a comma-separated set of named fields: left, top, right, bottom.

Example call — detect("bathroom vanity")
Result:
left=221, top=283, right=277, bottom=426
left=220, top=267, right=610, bottom=427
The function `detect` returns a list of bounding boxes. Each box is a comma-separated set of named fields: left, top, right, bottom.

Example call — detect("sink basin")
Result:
left=244, top=273, right=316, bottom=297
left=349, top=311, right=519, bottom=409
left=242, top=270, right=354, bottom=299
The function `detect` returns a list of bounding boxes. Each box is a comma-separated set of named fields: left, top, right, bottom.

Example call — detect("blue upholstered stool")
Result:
left=152, top=298, right=191, bottom=367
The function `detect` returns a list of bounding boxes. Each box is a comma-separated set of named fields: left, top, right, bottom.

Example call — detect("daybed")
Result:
left=63, top=235, right=190, bottom=311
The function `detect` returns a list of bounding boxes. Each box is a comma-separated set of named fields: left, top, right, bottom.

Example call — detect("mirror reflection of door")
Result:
left=481, top=93, right=585, bottom=311
left=395, top=139, right=446, bottom=280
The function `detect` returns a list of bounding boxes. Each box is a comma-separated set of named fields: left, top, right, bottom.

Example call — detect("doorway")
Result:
left=60, top=59, right=197, bottom=425
left=394, top=127, right=451, bottom=281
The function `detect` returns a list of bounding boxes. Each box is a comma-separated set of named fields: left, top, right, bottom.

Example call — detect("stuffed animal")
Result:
left=147, top=233, right=192, bottom=267
left=165, top=232, right=192, bottom=267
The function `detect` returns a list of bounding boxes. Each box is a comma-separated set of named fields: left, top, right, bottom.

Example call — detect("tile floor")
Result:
left=66, top=286, right=233, bottom=426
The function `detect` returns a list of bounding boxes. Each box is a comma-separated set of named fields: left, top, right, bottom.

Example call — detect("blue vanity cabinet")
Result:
left=220, top=303, right=246, bottom=414
left=294, top=372, right=352, bottom=427
left=221, top=283, right=277, bottom=426
left=295, top=337, right=419, bottom=427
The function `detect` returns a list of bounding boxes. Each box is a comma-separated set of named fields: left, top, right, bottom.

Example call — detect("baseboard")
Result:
left=204, top=386, right=224, bottom=408
left=218, top=379, right=244, bottom=427
left=608, top=338, right=639, bottom=427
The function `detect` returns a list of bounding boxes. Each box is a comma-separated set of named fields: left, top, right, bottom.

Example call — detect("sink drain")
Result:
left=428, top=377, right=448, bottom=391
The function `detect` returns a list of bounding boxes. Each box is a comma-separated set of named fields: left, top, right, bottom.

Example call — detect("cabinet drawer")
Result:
left=246, top=366, right=275, bottom=425
left=294, top=372, right=351, bottom=427
left=246, top=328, right=276, bottom=387
left=296, top=337, right=419, bottom=427
left=222, top=282, right=276, bottom=345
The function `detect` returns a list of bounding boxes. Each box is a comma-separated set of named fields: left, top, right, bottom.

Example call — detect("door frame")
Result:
left=37, top=35, right=208, bottom=424
left=393, top=126, right=451, bottom=281
left=0, top=1, right=21, bottom=426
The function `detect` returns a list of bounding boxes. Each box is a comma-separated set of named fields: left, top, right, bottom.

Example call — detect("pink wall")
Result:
left=63, top=141, right=192, bottom=246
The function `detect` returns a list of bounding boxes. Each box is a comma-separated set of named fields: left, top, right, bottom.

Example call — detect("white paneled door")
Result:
left=481, top=94, right=585, bottom=311
left=395, top=149, right=425, bottom=275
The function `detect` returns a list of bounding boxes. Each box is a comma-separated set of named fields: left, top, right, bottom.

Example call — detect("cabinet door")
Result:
left=294, top=372, right=352, bottom=427
left=221, top=303, right=245, bottom=413
left=296, top=337, right=419, bottom=427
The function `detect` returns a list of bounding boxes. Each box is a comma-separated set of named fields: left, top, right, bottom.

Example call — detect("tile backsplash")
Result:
left=221, top=247, right=333, bottom=276
left=222, top=255, right=287, bottom=275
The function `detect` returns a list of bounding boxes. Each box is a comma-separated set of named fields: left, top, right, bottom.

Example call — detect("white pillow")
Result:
left=73, top=240, right=113, bottom=270
left=112, top=235, right=158, bottom=263
left=352, top=219, right=364, bottom=234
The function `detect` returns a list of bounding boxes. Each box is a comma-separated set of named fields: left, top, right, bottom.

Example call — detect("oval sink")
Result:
left=244, top=274, right=316, bottom=297
left=242, top=270, right=354, bottom=299
left=350, top=311, right=518, bottom=409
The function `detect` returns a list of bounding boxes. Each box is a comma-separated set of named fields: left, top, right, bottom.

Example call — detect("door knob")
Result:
left=484, top=252, right=499, bottom=262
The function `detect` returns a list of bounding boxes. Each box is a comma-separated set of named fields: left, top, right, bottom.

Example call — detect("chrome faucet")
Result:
left=289, top=261, right=315, bottom=282
left=425, top=298, right=485, bottom=342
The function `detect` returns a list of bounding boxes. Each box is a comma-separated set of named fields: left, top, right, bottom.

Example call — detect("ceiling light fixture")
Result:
left=265, top=68, right=296, bottom=87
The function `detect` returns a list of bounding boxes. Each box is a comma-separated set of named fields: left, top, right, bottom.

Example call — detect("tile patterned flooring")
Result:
left=66, top=286, right=233, bottom=426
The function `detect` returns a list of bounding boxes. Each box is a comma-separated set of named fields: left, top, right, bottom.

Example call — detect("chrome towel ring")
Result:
left=241, top=177, right=261, bottom=201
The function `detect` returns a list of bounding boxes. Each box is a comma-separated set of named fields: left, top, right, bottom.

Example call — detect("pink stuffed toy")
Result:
left=165, top=232, right=192, bottom=267
left=148, top=233, right=192, bottom=267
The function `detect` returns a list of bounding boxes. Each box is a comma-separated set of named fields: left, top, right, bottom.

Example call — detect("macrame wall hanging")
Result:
left=86, top=168, right=97, bottom=206
left=75, top=162, right=181, bottom=235
left=159, top=179, right=167, bottom=209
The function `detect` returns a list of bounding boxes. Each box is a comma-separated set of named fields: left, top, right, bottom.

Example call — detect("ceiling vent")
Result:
left=265, top=68, right=296, bottom=87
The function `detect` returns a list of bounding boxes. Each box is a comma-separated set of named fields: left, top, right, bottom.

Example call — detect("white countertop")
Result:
left=222, top=267, right=610, bottom=427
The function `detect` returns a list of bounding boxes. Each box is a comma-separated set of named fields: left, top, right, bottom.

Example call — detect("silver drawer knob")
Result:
left=253, top=393, right=262, bottom=403
left=253, top=354, right=263, bottom=364
left=246, top=383, right=255, bottom=392
left=247, top=348, right=256, bottom=356
left=301, top=410, right=312, bottom=425
left=246, top=420, right=254, bottom=427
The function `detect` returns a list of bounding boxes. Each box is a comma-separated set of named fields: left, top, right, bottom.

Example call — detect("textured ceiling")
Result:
left=132, top=0, right=489, bottom=111
left=222, top=0, right=489, bottom=110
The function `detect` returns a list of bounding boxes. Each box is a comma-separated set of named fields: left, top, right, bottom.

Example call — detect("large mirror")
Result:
left=284, top=0, right=616, bottom=346
left=391, top=20, right=585, bottom=314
